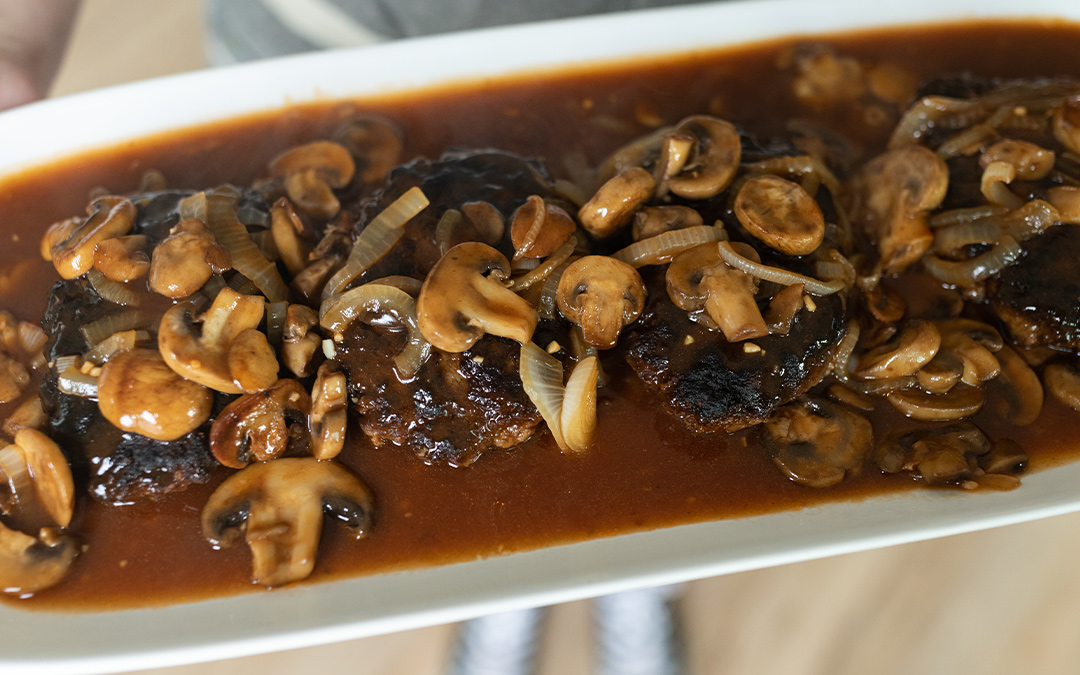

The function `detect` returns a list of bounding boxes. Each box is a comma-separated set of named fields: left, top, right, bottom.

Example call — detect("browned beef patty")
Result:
left=623, top=273, right=848, bottom=433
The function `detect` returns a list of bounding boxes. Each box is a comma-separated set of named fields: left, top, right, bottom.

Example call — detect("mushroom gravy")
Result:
left=4, top=19, right=1080, bottom=609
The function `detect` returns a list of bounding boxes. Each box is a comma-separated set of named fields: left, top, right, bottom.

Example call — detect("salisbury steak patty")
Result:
left=350, top=149, right=556, bottom=282
left=335, top=320, right=542, bottom=467
left=989, top=225, right=1080, bottom=350
left=623, top=273, right=847, bottom=433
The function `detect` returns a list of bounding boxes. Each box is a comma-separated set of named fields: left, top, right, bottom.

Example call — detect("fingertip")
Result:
left=0, top=63, right=43, bottom=112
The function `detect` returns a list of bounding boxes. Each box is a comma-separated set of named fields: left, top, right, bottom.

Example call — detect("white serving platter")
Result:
left=2, top=0, right=1080, bottom=672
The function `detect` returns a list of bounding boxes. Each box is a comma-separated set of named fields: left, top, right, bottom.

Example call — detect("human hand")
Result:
left=0, top=0, right=80, bottom=111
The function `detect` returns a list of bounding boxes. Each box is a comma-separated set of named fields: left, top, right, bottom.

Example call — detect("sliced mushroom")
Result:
left=281, top=304, right=322, bottom=378
left=578, top=167, right=656, bottom=238
left=0, top=429, right=75, bottom=528
left=148, top=219, right=231, bottom=299
left=853, top=319, right=940, bottom=380
left=632, top=205, right=703, bottom=241
left=981, top=139, right=1055, bottom=180
left=789, top=45, right=866, bottom=109
left=886, top=384, right=983, bottom=421
left=556, top=256, right=646, bottom=349
left=98, top=348, right=214, bottom=441
left=846, top=145, right=948, bottom=273
left=416, top=242, right=538, bottom=352
left=666, top=243, right=768, bottom=342
left=93, top=235, right=150, bottom=282
left=269, top=141, right=356, bottom=219
left=764, top=283, right=805, bottom=335
left=335, top=114, right=404, bottom=184
left=0, top=353, right=30, bottom=404
left=460, top=202, right=507, bottom=246
left=2, top=395, right=47, bottom=438
left=0, top=523, right=79, bottom=594
left=1044, top=361, right=1080, bottom=413
left=270, top=198, right=314, bottom=276
left=734, top=175, right=825, bottom=255
left=201, top=457, right=373, bottom=587
left=227, top=328, right=281, bottom=393
left=510, top=196, right=576, bottom=259
left=875, top=422, right=991, bottom=486
left=666, top=115, right=742, bottom=199
left=40, top=216, right=81, bottom=262
left=209, top=379, right=311, bottom=468
left=158, top=287, right=277, bottom=394
left=48, top=196, right=136, bottom=279
left=760, top=397, right=873, bottom=488
left=310, top=363, right=347, bottom=460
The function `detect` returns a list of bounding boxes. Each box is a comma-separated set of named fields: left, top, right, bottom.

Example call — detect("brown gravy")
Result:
left=3, top=19, right=1080, bottom=610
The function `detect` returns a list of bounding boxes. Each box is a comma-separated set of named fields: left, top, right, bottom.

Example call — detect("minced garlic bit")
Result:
left=322, top=339, right=337, bottom=359
left=683, top=335, right=695, bottom=345
left=803, top=295, right=818, bottom=312
left=743, top=342, right=762, bottom=354
left=472, top=355, right=485, bottom=364
left=546, top=340, right=562, bottom=354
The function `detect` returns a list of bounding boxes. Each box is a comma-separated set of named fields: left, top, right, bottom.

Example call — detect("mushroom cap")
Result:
left=761, top=397, right=873, bottom=488
left=632, top=205, right=703, bottom=242
left=93, top=234, right=150, bottom=283
left=734, top=175, right=825, bottom=255
left=510, top=195, right=576, bottom=259
left=853, top=320, right=941, bottom=380
left=666, top=115, right=742, bottom=200
left=0, top=523, right=79, bottom=595
left=666, top=243, right=768, bottom=342
left=334, top=115, right=404, bottom=184
left=988, top=345, right=1043, bottom=426
left=98, top=348, right=214, bottom=442
left=269, top=141, right=356, bottom=189
left=980, top=139, right=1055, bottom=180
left=417, top=242, right=538, bottom=352
left=209, top=379, right=311, bottom=468
left=158, top=287, right=270, bottom=394
left=0, top=429, right=75, bottom=528
left=847, top=145, right=948, bottom=273
left=876, top=422, right=990, bottom=484
left=556, top=256, right=646, bottom=349
left=577, top=167, right=656, bottom=239
left=148, top=220, right=231, bottom=299
left=310, top=363, right=348, bottom=460
left=50, top=196, right=136, bottom=280
left=201, top=457, right=373, bottom=587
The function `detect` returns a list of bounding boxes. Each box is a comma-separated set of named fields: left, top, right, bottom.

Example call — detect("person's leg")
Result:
left=594, top=585, right=685, bottom=675
left=446, top=606, right=545, bottom=675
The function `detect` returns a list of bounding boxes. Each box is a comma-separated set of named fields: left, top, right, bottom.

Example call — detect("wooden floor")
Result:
left=46, top=2, right=1080, bottom=674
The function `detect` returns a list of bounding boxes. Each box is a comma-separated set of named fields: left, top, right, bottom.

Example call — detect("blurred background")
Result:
left=43, top=1, right=1080, bottom=674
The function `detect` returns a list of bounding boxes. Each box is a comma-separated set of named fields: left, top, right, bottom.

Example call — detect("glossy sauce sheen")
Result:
left=3, top=20, right=1080, bottom=609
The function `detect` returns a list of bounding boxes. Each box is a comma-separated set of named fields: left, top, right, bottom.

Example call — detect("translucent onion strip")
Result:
left=923, top=236, right=1023, bottom=287
left=205, top=187, right=289, bottom=302
left=929, top=204, right=1010, bottom=228
left=538, top=258, right=578, bottom=320
left=716, top=241, right=844, bottom=295
left=57, top=365, right=98, bottom=398
left=560, top=356, right=599, bottom=452
left=933, top=200, right=1056, bottom=253
left=321, top=186, right=430, bottom=301
left=265, top=301, right=288, bottom=346
left=86, top=269, right=139, bottom=306
left=509, top=236, right=576, bottom=292
left=84, top=329, right=148, bottom=365
left=320, top=284, right=430, bottom=380
left=612, top=225, right=727, bottom=267
left=81, top=310, right=157, bottom=345
left=519, top=342, right=567, bottom=450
